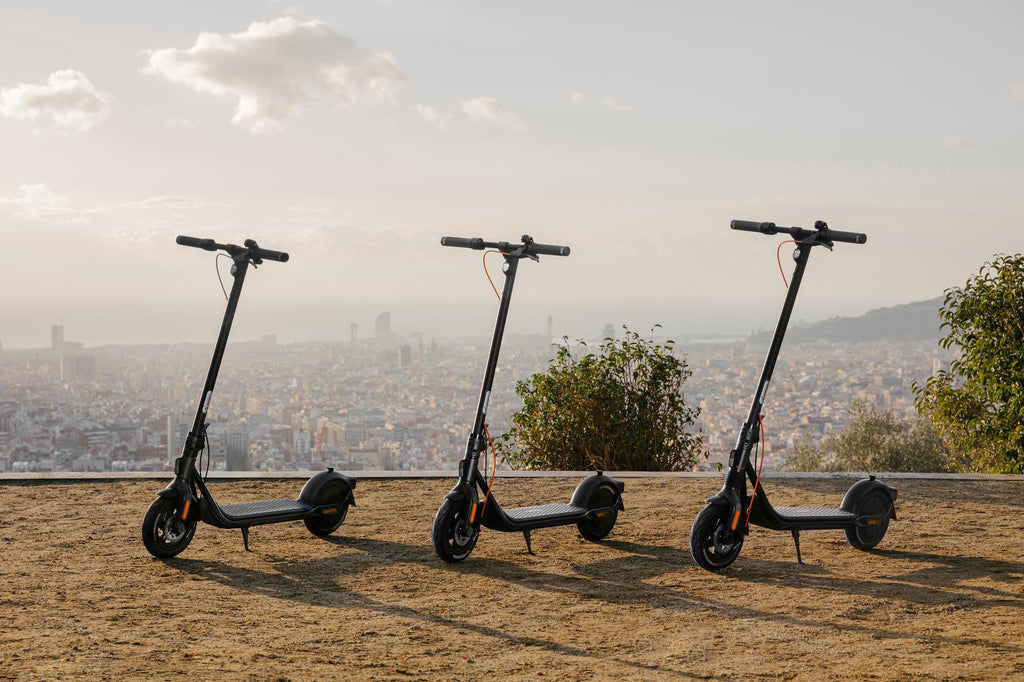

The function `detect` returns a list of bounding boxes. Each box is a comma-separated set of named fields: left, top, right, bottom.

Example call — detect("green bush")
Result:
left=913, top=253, right=1024, bottom=473
left=495, top=327, right=704, bottom=471
left=780, top=401, right=950, bottom=473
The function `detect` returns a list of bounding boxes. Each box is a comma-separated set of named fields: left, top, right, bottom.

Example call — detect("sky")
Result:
left=1, top=1, right=1022, bottom=347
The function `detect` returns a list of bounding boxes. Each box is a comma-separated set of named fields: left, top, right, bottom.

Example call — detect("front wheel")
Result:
left=142, top=497, right=197, bottom=558
left=304, top=480, right=353, bottom=537
left=432, top=499, right=479, bottom=563
left=844, top=489, right=892, bottom=549
left=689, top=504, right=744, bottom=571
left=576, top=483, right=620, bottom=541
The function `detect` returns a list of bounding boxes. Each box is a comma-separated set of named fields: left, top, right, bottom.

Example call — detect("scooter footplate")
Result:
left=505, top=503, right=587, bottom=522
left=775, top=506, right=855, bottom=520
left=220, top=498, right=311, bottom=518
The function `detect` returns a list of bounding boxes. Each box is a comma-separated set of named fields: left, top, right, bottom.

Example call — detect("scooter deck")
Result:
left=505, top=503, right=588, bottom=524
left=220, top=498, right=312, bottom=520
left=774, top=506, right=855, bottom=522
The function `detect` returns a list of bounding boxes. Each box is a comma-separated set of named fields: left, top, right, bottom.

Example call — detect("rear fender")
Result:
left=569, top=471, right=625, bottom=510
left=841, top=476, right=897, bottom=520
left=299, top=467, right=357, bottom=507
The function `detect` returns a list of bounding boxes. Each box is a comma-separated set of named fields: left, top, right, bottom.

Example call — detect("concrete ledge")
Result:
left=1, top=470, right=1021, bottom=483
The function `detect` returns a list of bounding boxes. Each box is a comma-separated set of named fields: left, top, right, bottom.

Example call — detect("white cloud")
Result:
left=942, top=135, right=969, bottom=152
left=460, top=97, right=525, bottom=132
left=603, top=96, right=629, bottom=112
left=144, top=17, right=405, bottom=133
left=414, top=103, right=452, bottom=131
left=0, top=70, right=111, bottom=134
left=571, top=92, right=585, bottom=103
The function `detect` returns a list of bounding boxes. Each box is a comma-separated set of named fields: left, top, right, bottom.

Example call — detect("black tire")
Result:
left=844, top=488, right=892, bottom=549
left=142, top=497, right=197, bottom=559
left=576, top=483, right=620, bottom=541
left=432, top=499, right=479, bottom=563
left=304, top=480, right=352, bottom=537
left=689, top=503, right=744, bottom=571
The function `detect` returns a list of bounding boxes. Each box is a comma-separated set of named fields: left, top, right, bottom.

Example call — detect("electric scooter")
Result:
left=142, top=235, right=356, bottom=558
left=431, top=235, right=625, bottom=563
left=689, top=220, right=897, bottom=571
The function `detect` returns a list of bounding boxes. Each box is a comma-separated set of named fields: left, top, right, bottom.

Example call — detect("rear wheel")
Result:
left=689, top=504, right=744, bottom=571
left=304, top=480, right=352, bottom=537
left=576, top=483, right=620, bottom=541
left=142, top=497, right=197, bottom=559
left=432, top=499, right=479, bottom=563
left=844, top=489, right=892, bottom=549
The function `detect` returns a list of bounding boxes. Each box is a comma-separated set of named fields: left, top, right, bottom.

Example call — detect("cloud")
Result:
left=144, top=17, right=405, bottom=133
left=603, top=96, right=629, bottom=112
left=571, top=92, right=585, bottom=103
left=942, top=135, right=969, bottom=152
left=0, top=70, right=111, bottom=134
left=460, top=97, right=525, bottom=132
left=414, top=103, right=452, bottom=131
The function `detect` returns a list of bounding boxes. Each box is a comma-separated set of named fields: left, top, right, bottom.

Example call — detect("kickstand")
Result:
left=791, top=529, right=803, bottom=564
left=523, top=529, right=534, bottom=555
left=241, top=526, right=251, bottom=552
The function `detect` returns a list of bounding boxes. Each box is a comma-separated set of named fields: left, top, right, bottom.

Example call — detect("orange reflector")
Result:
left=868, top=519, right=880, bottom=525
left=731, top=510, right=741, bottom=530
left=323, top=508, right=337, bottom=515
left=469, top=504, right=477, bottom=524
left=182, top=499, right=191, bottom=519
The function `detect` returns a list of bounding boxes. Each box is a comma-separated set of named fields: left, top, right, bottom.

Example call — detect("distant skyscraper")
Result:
left=225, top=426, right=250, bottom=471
left=547, top=316, right=553, bottom=344
left=52, top=325, right=64, bottom=351
left=398, top=344, right=411, bottom=368
left=375, top=312, right=391, bottom=339
left=350, top=323, right=358, bottom=346
left=603, top=323, right=615, bottom=339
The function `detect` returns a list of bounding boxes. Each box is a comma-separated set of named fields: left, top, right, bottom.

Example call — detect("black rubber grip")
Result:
left=824, top=229, right=867, bottom=245
left=251, top=247, right=289, bottom=262
left=176, top=235, right=217, bottom=250
left=529, top=243, right=570, bottom=256
left=730, top=220, right=777, bottom=235
left=441, top=236, right=485, bottom=249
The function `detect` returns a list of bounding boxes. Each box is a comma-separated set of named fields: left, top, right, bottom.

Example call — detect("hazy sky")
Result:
left=1, top=1, right=1022, bottom=347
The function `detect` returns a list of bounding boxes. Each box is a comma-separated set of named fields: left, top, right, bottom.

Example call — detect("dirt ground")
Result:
left=0, top=476, right=1021, bottom=681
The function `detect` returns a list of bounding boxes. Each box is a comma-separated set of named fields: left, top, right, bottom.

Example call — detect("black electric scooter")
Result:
left=689, top=220, right=897, bottom=571
left=431, top=235, right=625, bottom=563
left=142, top=235, right=356, bottom=558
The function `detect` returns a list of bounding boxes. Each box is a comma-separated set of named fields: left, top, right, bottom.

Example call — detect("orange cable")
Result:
left=776, top=240, right=798, bottom=289
left=480, top=423, right=499, bottom=517
left=482, top=249, right=505, bottom=300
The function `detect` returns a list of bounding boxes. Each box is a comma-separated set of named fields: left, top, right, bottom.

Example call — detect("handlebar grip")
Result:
left=823, top=229, right=867, bottom=245
left=529, top=243, right=570, bottom=256
left=440, top=236, right=485, bottom=249
left=730, top=220, right=778, bottom=235
left=250, top=247, right=289, bottom=262
left=176, top=235, right=217, bottom=250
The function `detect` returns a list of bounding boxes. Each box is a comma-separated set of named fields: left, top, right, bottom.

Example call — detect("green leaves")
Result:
left=913, top=253, right=1024, bottom=473
left=495, top=327, right=704, bottom=471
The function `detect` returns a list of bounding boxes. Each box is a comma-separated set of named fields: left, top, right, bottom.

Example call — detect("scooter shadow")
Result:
left=164, top=551, right=724, bottom=680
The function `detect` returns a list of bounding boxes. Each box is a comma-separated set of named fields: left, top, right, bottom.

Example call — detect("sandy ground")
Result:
left=0, top=476, right=1022, bottom=681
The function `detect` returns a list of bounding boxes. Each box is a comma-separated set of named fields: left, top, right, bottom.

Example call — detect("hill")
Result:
left=751, top=296, right=943, bottom=344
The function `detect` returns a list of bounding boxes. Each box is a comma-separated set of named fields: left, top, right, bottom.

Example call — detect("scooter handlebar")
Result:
left=441, top=236, right=570, bottom=257
left=176, top=235, right=218, bottom=251
left=175, top=235, right=290, bottom=262
left=249, top=246, right=289, bottom=262
left=730, top=220, right=867, bottom=245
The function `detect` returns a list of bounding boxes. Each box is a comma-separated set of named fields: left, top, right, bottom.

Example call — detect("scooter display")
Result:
left=431, top=235, right=625, bottom=563
left=142, top=236, right=355, bottom=558
left=690, top=220, right=897, bottom=571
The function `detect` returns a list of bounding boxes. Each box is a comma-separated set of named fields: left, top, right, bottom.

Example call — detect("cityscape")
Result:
left=0, top=315, right=952, bottom=474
